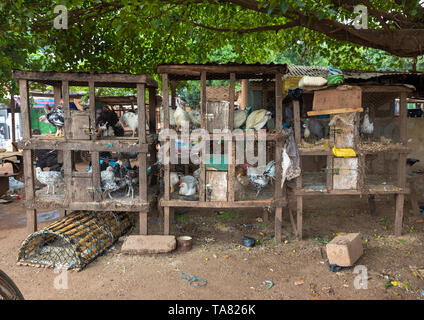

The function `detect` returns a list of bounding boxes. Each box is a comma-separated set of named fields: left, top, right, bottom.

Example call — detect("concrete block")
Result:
left=121, top=235, right=176, bottom=254
left=326, top=233, right=363, bottom=267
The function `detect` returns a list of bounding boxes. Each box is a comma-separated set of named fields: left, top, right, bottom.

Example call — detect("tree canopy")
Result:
left=1, top=0, right=424, bottom=100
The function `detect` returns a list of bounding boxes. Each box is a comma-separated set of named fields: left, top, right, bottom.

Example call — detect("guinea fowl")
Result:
left=305, top=118, right=324, bottom=141
left=245, top=160, right=276, bottom=197
left=39, top=105, right=64, bottom=137
left=36, top=167, right=63, bottom=195
left=188, top=109, right=201, bottom=128
left=361, top=108, right=374, bottom=141
left=245, top=109, right=272, bottom=131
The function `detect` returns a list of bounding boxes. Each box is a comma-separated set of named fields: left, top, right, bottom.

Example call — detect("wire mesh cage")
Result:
left=17, top=211, right=134, bottom=271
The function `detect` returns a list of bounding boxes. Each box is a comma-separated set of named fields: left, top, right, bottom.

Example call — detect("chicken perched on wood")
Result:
left=39, top=105, right=64, bottom=137
left=101, top=166, right=120, bottom=199
left=174, top=104, right=191, bottom=131
left=179, top=175, right=197, bottom=196
left=234, top=109, right=248, bottom=129
left=245, top=109, right=272, bottom=131
left=36, top=167, right=64, bottom=195
left=119, top=111, right=149, bottom=137
left=361, top=108, right=374, bottom=141
left=304, top=118, right=324, bottom=142
left=34, top=149, right=62, bottom=171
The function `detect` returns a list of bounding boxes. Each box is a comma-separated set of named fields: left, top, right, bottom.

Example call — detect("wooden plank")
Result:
left=157, top=64, right=288, bottom=75
left=159, top=198, right=279, bottom=208
left=296, top=196, right=303, bottom=239
left=12, top=70, right=158, bottom=88
left=397, top=153, right=407, bottom=189
left=17, top=139, right=149, bottom=152
left=139, top=212, right=148, bottom=235
left=294, top=188, right=410, bottom=196
left=171, top=80, right=177, bottom=108
left=307, top=107, right=363, bottom=116
left=395, top=194, right=405, bottom=236
left=275, top=207, right=283, bottom=242
left=288, top=207, right=298, bottom=237
left=137, top=83, right=146, bottom=143
left=313, top=86, right=362, bottom=111
left=63, top=150, right=73, bottom=206
left=148, top=87, right=156, bottom=132
left=275, top=73, right=283, bottom=133
left=89, top=81, right=101, bottom=202
left=53, top=83, right=61, bottom=107
left=326, top=155, right=333, bottom=191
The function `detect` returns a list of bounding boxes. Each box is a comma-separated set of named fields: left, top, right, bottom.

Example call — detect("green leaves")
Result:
left=280, top=1, right=289, bottom=14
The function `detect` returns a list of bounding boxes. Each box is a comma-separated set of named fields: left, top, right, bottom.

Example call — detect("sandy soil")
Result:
left=1, top=193, right=424, bottom=300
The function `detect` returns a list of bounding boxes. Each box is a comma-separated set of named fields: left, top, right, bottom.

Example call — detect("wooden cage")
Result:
left=12, top=70, right=159, bottom=235
left=289, top=83, right=414, bottom=238
left=157, top=63, right=290, bottom=241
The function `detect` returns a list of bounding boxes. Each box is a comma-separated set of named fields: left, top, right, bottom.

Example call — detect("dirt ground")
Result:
left=1, top=193, right=424, bottom=300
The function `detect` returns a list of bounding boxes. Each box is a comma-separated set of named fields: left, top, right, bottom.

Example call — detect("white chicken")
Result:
left=174, top=104, right=191, bottom=131
left=101, top=166, right=120, bottom=199
left=245, top=109, right=272, bottom=131
left=36, top=167, right=63, bottom=195
left=119, top=112, right=150, bottom=137
left=179, top=175, right=197, bottom=196
left=245, top=160, right=275, bottom=197
left=361, top=108, right=374, bottom=141
left=234, top=109, right=247, bottom=129
left=170, top=172, right=181, bottom=193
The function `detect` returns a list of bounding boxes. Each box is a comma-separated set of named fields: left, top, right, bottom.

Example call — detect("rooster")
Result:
left=174, top=104, right=191, bottom=131
left=245, top=109, right=272, bottom=131
left=39, top=105, right=64, bottom=137
left=35, top=167, right=64, bottom=194
left=100, top=166, right=120, bottom=199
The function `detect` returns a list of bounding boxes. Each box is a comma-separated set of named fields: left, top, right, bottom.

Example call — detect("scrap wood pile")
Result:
left=17, top=211, right=133, bottom=271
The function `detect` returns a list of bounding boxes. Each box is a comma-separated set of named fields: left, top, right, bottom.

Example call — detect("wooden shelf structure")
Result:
left=13, top=70, right=159, bottom=235
left=157, top=63, right=290, bottom=241
left=291, top=83, right=415, bottom=238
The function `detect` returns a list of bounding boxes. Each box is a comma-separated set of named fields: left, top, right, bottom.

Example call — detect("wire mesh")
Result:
left=17, top=211, right=134, bottom=271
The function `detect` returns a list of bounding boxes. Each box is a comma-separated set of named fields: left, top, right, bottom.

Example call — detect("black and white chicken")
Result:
left=36, top=166, right=64, bottom=194
left=245, top=160, right=275, bottom=197
left=39, top=105, right=64, bottom=137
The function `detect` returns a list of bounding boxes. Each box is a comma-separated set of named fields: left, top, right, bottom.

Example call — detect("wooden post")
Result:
left=199, top=71, right=207, bottom=202
left=62, top=81, right=73, bottom=208
left=275, top=207, right=283, bottom=242
left=296, top=195, right=303, bottom=239
left=148, top=87, right=156, bottom=133
left=162, top=74, right=171, bottom=202
left=89, top=81, right=101, bottom=202
left=171, top=80, right=177, bottom=108
left=137, top=83, right=146, bottom=144
left=228, top=73, right=236, bottom=202
left=408, top=179, right=420, bottom=216
left=20, top=79, right=37, bottom=233
left=241, top=79, right=248, bottom=110
left=10, top=93, right=17, bottom=151
left=164, top=206, right=170, bottom=235
left=395, top=194, right=405, bottom=236
left=139, top=212, right=148, bottom=235
left=368, top=195, right=376, bottom=216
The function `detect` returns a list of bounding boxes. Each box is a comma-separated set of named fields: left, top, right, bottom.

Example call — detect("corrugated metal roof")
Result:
left=285, top=65, right=329, bottom=78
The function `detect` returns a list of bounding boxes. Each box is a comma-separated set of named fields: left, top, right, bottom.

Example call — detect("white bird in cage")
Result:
left=36, top=167, right=63, bottom=195
left=101, top=166, right=120, bottom=199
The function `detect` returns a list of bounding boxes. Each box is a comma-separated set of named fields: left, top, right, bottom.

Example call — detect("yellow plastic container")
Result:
left=332, top=145, right=356, bottom=158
